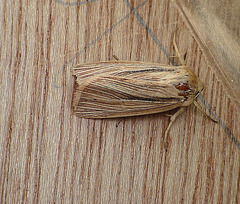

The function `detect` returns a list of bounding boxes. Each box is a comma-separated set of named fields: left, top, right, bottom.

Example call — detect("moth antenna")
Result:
left=164, top=107, right=186, bottom=149
left=173, top=33, right=186, bottom=66
left=193, top=100, right=218, bottom=123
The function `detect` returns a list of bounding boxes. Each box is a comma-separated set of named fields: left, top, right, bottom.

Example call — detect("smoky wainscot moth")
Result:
left=71, top=37, right=217, bottom=148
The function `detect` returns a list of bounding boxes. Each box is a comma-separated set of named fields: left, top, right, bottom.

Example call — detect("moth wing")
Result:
left=71, top=61, right=188, bottom=118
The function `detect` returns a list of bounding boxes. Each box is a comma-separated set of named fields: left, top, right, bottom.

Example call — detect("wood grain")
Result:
left=0, top=0, right=239, bottom=203
left=173, top=0, right=240, bottom=109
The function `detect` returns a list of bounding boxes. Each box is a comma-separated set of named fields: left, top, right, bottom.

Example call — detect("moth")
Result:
left=71, top=38, right=216, bottom=147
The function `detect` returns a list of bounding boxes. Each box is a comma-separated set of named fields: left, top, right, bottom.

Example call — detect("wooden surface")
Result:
left=1, top=0, right=240, bottom=203
left=174, top=0, right=240, bottom=109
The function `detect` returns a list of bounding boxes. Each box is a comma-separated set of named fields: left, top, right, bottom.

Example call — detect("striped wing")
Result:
left=71, top=61, right=195, bottom=118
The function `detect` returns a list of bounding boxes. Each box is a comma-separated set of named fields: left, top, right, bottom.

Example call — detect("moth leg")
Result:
left=164, top=113, right=172, bottom=117
left=168, top=55, right=178, bottom=59
left=113, top=55, right=120, bottom=61
left=164, top=106, right=186, bottom=148
left=193, top=100, right=218, bottom=123
left=173, top=33, right=186, bottom=66
left=116, top=118, right=123, bottom=127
